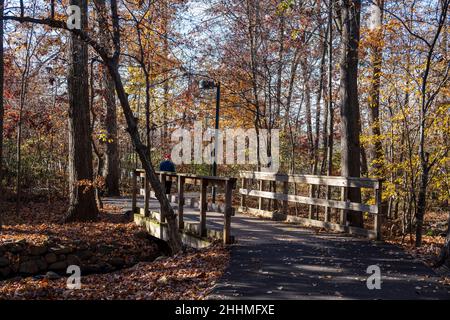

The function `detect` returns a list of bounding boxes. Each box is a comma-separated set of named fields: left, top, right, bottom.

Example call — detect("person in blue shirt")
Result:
left=159, top=153, right=176, bottom=194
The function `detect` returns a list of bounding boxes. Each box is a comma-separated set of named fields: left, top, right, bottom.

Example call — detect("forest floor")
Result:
left=385, top=211, right=449, bottom=275
left=0, top=199, right=229, bottom=300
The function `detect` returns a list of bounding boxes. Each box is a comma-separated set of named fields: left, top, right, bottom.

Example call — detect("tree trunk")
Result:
left=367, top=0, right=385, bottom=177
left=65, top=0, right=98, bottom=222
left=96, top=0, right=120, bottom=196
left=339, top=0, right=363, bottom=227
left=4, top=0, right=184, bottom=254
left=0, top=0, right=4, bottom=229
left=435, top=212, right=450, bottom=268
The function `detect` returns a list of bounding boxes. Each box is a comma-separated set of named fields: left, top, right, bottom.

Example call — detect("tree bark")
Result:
left=3, top=0, right=185, bottom=254
left=65, top=0, right=98, bottom=222
left=96, top=0, right=120, bottom=196
left=415, top=0, right=449, bottom=246
left=339, top=0, right=363, bottom=227
left=0, top=0, right=4, bottom=229
left=367, top=0, right=385, bottom=177
left=435, top=212, right=450, bottom=268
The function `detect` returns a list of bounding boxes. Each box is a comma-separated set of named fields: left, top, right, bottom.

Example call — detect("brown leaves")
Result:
left=0, top=245, right=229, bottom=300
left=0, top=201, right=230, bottom=300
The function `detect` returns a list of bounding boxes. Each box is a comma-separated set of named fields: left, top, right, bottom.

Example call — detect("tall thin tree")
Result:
left=339, top=0, right=363, bottom=227
left=65, top=0, right=98, bottom=222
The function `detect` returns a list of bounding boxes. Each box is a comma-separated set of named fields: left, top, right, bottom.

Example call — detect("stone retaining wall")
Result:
left=0, top=237, right=157, bottom=280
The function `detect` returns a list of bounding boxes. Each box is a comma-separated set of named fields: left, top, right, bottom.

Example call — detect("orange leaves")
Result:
left=0, top=201, right=230, bottom=300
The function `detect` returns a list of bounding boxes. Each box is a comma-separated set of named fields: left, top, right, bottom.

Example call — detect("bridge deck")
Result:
left=104, top=196, right=450, bottom=300
left=105, top=195, right=226, bottom=233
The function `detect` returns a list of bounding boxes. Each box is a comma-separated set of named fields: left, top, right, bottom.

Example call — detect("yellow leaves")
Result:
left=97, top=131, right=114, bottom=144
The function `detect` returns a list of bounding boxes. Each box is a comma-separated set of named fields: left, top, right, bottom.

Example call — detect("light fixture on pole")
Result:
left=199, top=79, right=221, bottom=204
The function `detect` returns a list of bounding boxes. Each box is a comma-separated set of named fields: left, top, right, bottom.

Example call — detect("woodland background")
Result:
left=0, top=0, right=448, bottom=261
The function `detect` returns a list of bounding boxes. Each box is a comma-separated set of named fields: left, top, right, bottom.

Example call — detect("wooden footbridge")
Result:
left=104, top=170, right=450, bottom=299
left=128, top=169, right=384, bottom=247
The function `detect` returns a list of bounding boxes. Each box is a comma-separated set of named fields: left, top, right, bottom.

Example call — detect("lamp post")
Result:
left=199, top=79, right=221, bottom=203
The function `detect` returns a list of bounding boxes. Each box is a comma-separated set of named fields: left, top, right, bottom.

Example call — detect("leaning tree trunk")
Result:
left=65, top=0, right=98, bottom=222
left=106, top=61, right=182, bottom=254
left=4, top=0, right=183, bottom=253
left=339, top=0, right=363, bottom=227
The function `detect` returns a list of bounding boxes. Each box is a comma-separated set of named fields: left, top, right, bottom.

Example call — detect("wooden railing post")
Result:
left=199, top=178, right=208, bottom=237
left=132, top=170, right=137, bottom=214
left=374, top=180, right=383, bottom=241
left=178, top=176, right=185, bottom=229
left=258, top=179, right=264, bottom=210
left=240, top=178, right=247, bottom=210
left=308, top=184, right=314, bottom=219
left=272, top=181, right=278, bottom=211
left=282, top=181, right=289, bottom=215
left=340, top=186, right=348, bottom=226
left=224, top=180, right=234, bottom=244
left=324, top=185, right=331, bottom=222
left=159, top=173, right=167, bottom=222
left=143, top=172, right=150, bottom=217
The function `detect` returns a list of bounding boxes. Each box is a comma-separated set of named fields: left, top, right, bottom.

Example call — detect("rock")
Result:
left=67, top=254, right=81, bottom=266
left=156, top=275, right=168, bottom=285
left=82, top=264, right=101, bottom=273
left=109, top=257, right=125, bottom=267
left=19, top=261, right=39, bottom=274
left=77, top=250, right=93, bottom=261
left=29, top=245, right=48, bottom=256
left=35, top=258, right=48, bottom=271
left=0, top=257, right=9, bottom=267
left=49, top=246, right=72, bottom=255
left=98, top=244, right=114, bottom=255
left=100, top=263, right=114, bottom=273
left=45, top=271, right=61, bottom=280
left=0, top=267, right=11, bottom=278
left=44, top=253, right=57, bottom=264
left=49, top=261, right=67, bottom=271
left=9, top=243, right=24, bottom=254
left=58, top=255, right=66, bottom=261
left=154, top=255, right=168, bottom=262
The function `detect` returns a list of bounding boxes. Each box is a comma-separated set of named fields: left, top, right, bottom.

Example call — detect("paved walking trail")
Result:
left=105, top=196, right=450, bottom=300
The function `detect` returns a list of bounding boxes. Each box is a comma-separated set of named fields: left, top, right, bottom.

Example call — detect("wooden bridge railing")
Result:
left=131, top=169, right=237, bottom=244
left=239, top=171, right=384, bottom=240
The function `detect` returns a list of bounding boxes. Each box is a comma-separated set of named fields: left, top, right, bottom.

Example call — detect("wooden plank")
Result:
left=135, top=170, right=237, bottom=187
left=240, top=178, right=247, bottom=209
left=374, top=180, right=383, bottom=241
left=178, top=176, right=185, bottom=229
left=340, top=187, right=348, bottom=225
left=324, top=185, right=331, bottom=222
left=285, top=216, right=378, bottom=239
left=239, top=188, right=378, bottom=214
left=159, top=173, right=166, bottom=222
left=239, top=171, right=380, bottom=188
left=144, top=176, right=150, bottom=217
left=282, top=181, right=289, bottom=215
left=238, top=206, right=287, bottom=221
left=271, top=181, right=278, bottom=211
left=224, top=181, right=233, bottom=244
left=132, top=170, right=137, bottom=214
left=199, top=179, right=208, bottom=237
left=258, top=180, right=264, bottom=210
left=308, top=184, right=314, bottom=219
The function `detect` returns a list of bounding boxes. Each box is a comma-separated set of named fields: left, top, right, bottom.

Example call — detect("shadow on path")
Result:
left=104, top=196, right=450, bottom=300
